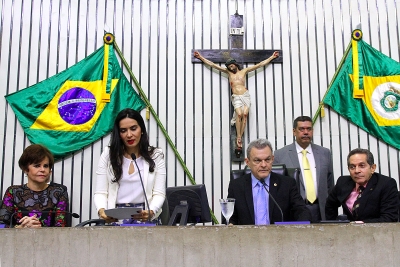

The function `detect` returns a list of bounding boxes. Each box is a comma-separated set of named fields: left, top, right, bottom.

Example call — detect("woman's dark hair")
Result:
left=18, top=144, right=54, bottom=172
left=109, top=108, right=157, bottom=182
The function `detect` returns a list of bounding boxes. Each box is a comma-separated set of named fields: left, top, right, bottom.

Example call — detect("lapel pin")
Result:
left=274, top=183, right=277, bottom=186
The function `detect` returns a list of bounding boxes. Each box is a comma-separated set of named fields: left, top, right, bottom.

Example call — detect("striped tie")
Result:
left=302, top=149, right=316, bottom=203
left=352, top=185, right=365, bottom=217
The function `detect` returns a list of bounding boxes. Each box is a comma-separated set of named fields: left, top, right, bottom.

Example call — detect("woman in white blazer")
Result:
left=94, top=108, right=166, bottom=222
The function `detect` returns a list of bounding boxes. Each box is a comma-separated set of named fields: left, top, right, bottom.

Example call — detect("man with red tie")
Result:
left=325, top=148, right=398, bottom=222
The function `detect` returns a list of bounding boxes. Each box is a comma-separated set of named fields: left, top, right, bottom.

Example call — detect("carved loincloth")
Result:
left=230, top=90, right=251, bottom=126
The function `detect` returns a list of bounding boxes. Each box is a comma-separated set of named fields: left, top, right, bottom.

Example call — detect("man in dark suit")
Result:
left=227, top=139, right=311, bottom=225
left=274, top=116, right=334, bottom=222
left=325, top=148, right=398, bottom=222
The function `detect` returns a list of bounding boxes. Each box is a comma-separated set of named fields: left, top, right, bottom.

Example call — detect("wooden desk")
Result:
left=0, top=224, right=399, bottom=266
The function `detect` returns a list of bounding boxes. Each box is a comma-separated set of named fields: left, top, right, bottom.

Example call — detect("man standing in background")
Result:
left=274, top=116, right=334, bottom=222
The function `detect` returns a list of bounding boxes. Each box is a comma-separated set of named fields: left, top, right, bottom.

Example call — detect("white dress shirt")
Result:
left=295, top=142, right=318, bottom=198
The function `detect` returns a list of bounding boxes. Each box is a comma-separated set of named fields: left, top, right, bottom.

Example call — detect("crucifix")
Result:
left=192, top=8, right=282, bottom=162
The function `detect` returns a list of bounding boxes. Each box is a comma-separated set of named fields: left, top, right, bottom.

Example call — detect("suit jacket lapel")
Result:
left=357, top=174, right=378, bottom=215
left=338, top=178, right=356, bottom=203
left=244, top=174, right=255, bottom=222
left=311, top=144, right=321, bottom=192
left=288, top=143, right=300, bottom=168
left=289, top=143, right=305, bottom=198
left=268, top=173, right=278, bottom=219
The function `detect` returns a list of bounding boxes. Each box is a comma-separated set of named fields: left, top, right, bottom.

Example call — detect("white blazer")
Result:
left=93, top=147, right=166, bottom=218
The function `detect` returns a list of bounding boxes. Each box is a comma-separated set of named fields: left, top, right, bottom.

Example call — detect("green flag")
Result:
left=5, top=44, right=146, bottom=159
left=323, top=30, right=400, bottom=150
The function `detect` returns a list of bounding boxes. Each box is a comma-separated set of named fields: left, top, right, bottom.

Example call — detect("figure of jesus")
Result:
left=194, top=51, right=279, bottom=150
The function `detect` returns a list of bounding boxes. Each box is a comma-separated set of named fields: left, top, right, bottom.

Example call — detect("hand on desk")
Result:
left=17, top=214, right=42, bottom=228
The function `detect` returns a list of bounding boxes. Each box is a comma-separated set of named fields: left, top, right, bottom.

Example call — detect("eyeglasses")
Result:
left=251, top=157, right=273, bottom=164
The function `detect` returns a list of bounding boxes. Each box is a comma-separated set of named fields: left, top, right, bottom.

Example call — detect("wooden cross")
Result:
left=192, top=13, right=282, bottom=162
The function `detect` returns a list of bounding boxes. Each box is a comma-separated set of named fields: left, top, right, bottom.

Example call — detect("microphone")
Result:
left=131, top=153, right=151, bottom=222
left=9, top=210, right=80, bottom=228
left=259, top=178, right=284, bottom=223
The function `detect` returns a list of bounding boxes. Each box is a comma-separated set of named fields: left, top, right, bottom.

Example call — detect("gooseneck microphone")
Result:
left=131, top=153, right=151, bottom=222
left=9, top=210, right=80, bottom=228
left=259, top=178, right=284, bottom=223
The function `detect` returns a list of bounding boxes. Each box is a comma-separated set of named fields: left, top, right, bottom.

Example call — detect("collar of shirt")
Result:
left=355, top=182, right=368, bottom=192
left=251, top=173, right=271, bottom=189
left=295, top=142, right=313, bottom=154
left=346, top=181, right=368, bottom=213
left=123, top=155, right=144, bottom=171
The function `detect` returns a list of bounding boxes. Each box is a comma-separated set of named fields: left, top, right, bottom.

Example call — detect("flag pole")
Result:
left=110, top=37, right=219, bottom=224
left=312, top=41, right=352, bottom=124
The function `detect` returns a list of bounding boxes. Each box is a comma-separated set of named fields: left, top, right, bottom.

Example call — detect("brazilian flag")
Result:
left=323, top=30, right=400, bottom=150
left=5, top=42, right=146, bottom=159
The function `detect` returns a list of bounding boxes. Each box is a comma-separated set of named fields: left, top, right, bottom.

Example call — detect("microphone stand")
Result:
left=260, top=178, right=284, bottom=223
left=131, top=153, right=152, bottom=222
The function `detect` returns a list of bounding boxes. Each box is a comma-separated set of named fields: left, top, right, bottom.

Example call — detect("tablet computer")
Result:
left=105, top=207, right=142, bottom=219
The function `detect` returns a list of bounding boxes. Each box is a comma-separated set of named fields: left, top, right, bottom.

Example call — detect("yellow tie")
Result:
left=302, top=150, right=316, bottom=203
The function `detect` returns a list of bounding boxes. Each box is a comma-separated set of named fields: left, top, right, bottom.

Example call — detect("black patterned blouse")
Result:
left=0, top=184, right=69, bottom=227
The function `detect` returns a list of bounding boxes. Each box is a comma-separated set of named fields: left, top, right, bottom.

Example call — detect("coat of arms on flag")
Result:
left=5, top=33, right=146, bottom=159
left=322, top=29, right=400, bottom=150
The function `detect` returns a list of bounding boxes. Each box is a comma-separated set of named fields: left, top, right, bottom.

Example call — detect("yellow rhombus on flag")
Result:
left=5, top=43, right=146, bottom=159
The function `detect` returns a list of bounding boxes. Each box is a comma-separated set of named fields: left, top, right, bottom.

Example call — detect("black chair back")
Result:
left=271, top=164, right=287, bottom=176
left=287, top=168, right=301, bottom=193
left=231, top=164, right=289, bottom=180
left=159, top=198, right=170, bottom=225
left=398, top=191, right=400, bottom=222
left=230, top=167, right=251, bottom=180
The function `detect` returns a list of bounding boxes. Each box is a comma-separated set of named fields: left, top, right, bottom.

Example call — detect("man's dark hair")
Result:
left=293, top=116, right=313, bottom=129
left=347, top=148, right=374, bottom=166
